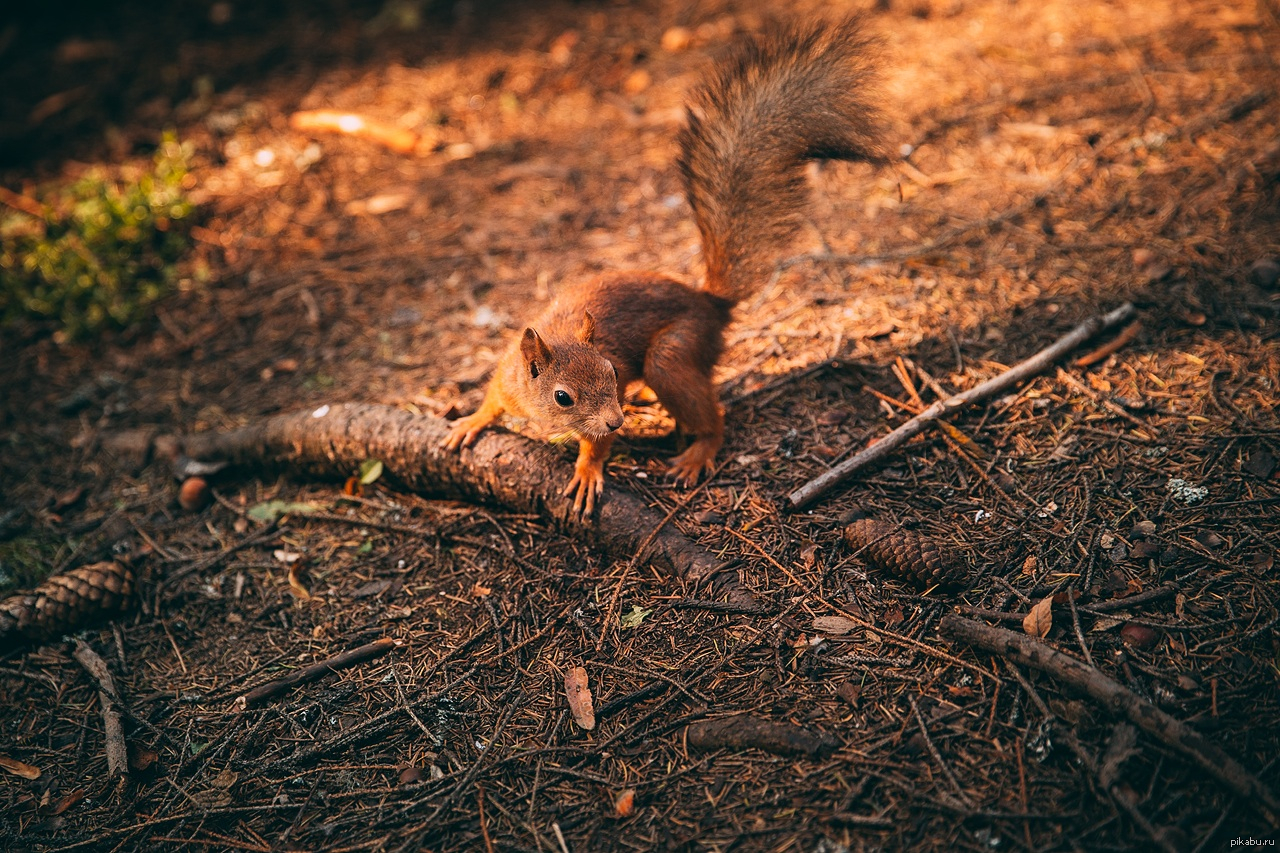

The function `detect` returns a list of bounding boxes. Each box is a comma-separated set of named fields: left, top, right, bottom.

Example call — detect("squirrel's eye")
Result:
left=554, top=390, right=573, bottom=407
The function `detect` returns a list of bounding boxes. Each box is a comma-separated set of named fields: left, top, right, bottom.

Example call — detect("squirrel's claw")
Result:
left=564, top=463, right=606, bottom=517
left=443, top=414, right=491, bottom=450
left=668, top=442, right=717, bottom=487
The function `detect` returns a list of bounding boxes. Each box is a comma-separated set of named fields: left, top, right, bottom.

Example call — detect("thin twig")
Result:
left=234, top=637, right=404, bottom=710
left=909, top=695, right=974, bottom=807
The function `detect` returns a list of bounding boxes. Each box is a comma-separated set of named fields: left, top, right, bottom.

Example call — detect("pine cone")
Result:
left=843, top=519, right=965, bottom=590
left=0, top=561, right=135, bottom=648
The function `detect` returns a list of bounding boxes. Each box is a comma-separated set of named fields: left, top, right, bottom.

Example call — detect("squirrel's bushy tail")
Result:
left=677, top=17, right=885, bottom=304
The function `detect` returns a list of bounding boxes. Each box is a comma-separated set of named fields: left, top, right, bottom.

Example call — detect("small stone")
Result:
left=1131, top=248, right=1155, bottom=267
left=152, top=434, right=182, bottom=461
left=398, top=765, right=424, bottom=785
left=101, top=427, right=157, bottom=473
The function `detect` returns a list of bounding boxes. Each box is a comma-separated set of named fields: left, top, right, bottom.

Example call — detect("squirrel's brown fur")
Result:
left=445, top=17, right=884, bottom=515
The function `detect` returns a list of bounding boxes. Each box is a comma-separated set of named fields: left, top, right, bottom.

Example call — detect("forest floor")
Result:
left=2, top=0, right=1279, bottom=850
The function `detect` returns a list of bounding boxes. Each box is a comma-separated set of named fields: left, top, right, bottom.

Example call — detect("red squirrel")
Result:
left=445, top=18, right=885, bottom=514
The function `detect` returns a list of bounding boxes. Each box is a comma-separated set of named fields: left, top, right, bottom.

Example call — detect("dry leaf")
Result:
left=44, top=789, right=86, bottom=816
left=289, top=110, right=418, bottom=154
left=211, top=767, right=239, bottom=789
left=564, top=666, right=595, bottom=731
left=344, top=193, right=409, bottom=217
left=812, top=615, right=858, bottom=636
left=287, top=563, right=311, bottom=600
left=129, top=746, right=159, bottom=772
left=614, top=788, right=636, bottom=817
left=0, top=756, right=41, bottom=780
left=799, top=540, right=821, bottom=570
left=1023, top=596, right=1053, bottom=638
left=836, top=682, right=862, bottom=707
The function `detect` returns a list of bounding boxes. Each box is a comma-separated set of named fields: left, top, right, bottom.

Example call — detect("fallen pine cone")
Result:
left=0, top=561, right=135, bottom=648
left=843, top=518, right=966, bottom=590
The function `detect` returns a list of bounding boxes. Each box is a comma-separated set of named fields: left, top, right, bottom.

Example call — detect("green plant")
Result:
left=0, top=134, right=195, bottom=341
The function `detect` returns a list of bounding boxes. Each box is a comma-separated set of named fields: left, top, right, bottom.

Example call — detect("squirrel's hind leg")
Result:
left=644, top=334, right=724, bottom=486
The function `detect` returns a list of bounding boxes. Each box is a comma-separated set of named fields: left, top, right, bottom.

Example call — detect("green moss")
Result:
left=1, top=134, right=195, bottom=341
left=0, top=533, right=66, bottom=594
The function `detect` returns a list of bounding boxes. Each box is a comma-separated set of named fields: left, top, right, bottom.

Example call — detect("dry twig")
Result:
left=234, top=638, right=405, bottom=710
left=788, top=303, right=1138, bottom=509
left=73, top=641, right=129, bottom=779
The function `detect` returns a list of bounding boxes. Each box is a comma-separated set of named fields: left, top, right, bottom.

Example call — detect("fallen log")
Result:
left=939, top=613, right=1280, bottom=828
left=174, top=402, right=735, bottom=590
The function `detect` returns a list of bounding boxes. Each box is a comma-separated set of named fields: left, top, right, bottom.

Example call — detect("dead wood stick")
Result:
left=1074, top=317, right=1142, bottom=367
left=788, top=302, right=1138, bottom=509
left=0, top=185, right=47, bottom=218
left=684, top=715, right=838, bottom=758
left=173, top=403, right=727, bottom=587
left=73, top=641, right=129, bottom=778
left=234, top=637, right=404, bottom=710
left=939, top=613, right=1280, bottom=827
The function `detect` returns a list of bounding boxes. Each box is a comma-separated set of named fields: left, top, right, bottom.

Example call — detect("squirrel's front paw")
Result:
left=443, top=415, right=489, bottom=450
left=563, top=461, right=606, bottom=517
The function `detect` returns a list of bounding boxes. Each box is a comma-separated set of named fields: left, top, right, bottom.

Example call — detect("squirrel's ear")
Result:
left=520, top=328, right=553, bottom=378
left=577, top=311, right=596, bottom=345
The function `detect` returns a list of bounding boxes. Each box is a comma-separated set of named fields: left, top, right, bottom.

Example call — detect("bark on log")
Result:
left=939, top=613, right=1280, bottom=828
left=176, top=403, right=731, bottom=587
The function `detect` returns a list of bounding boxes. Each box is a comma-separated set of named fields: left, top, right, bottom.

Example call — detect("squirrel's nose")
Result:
left=606, top=418, right=623, bottom=432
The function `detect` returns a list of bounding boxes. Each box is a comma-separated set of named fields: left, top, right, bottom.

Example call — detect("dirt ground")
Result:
left=2, top=0, right=1279, bottom=850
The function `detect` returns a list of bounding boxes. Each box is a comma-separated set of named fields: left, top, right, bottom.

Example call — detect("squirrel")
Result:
left=444, top=17, right=885, bottom=515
